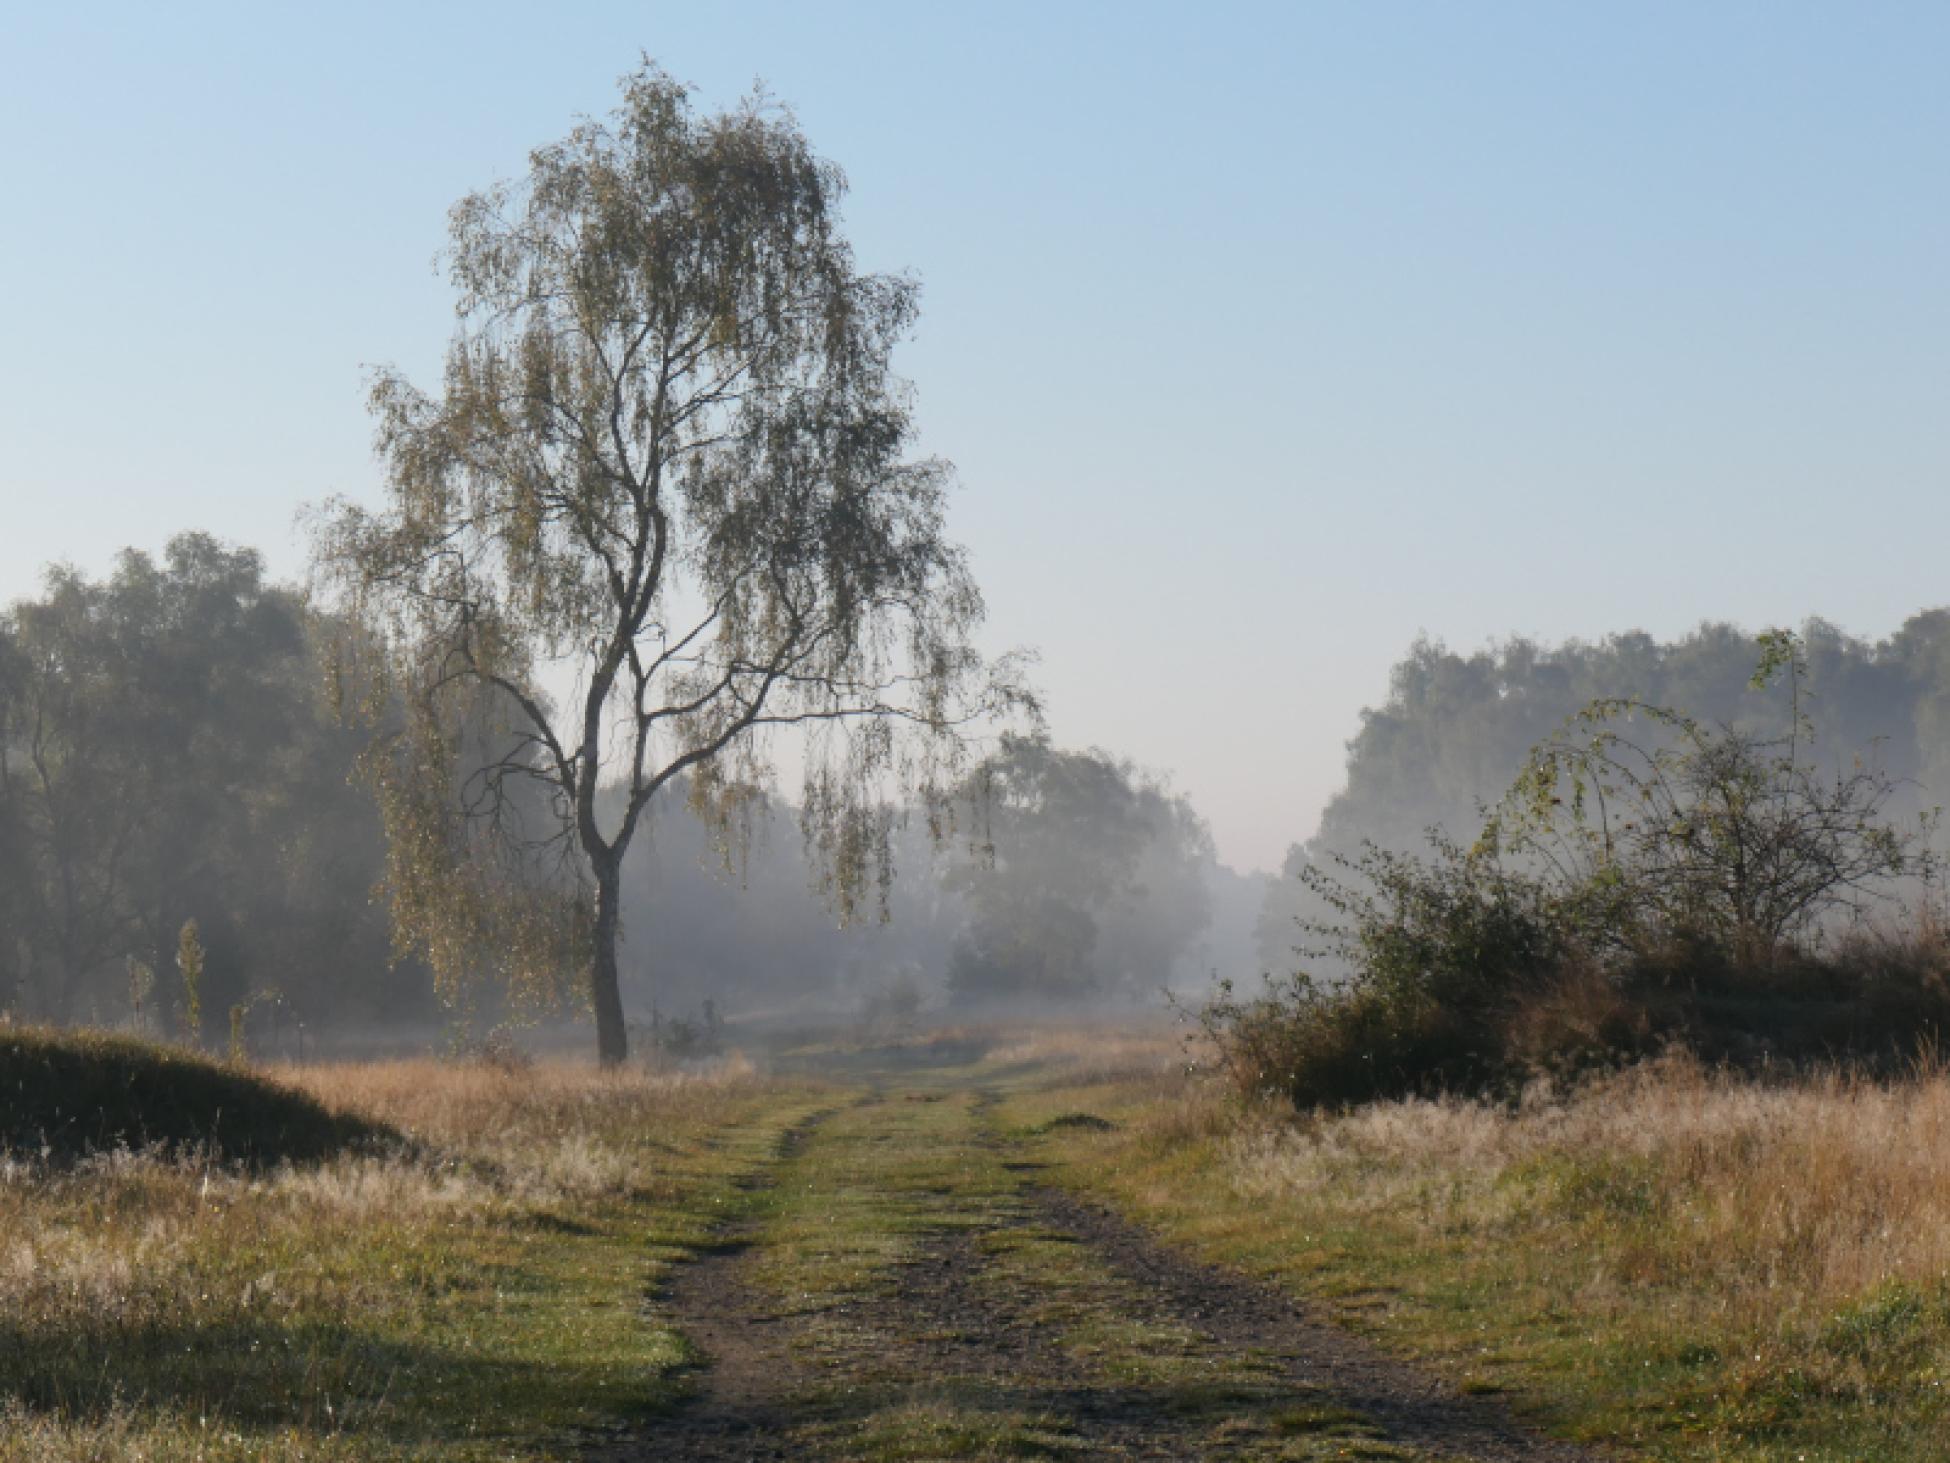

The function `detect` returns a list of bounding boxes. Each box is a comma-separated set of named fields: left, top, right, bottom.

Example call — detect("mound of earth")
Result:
left=0, top=1027, right=391, bottom=1166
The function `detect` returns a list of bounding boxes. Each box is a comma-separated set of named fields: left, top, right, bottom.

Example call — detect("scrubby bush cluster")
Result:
left=1206, top=839, right=1633, bottom=1106
left=1215, top=636, right=1950, bottom=1107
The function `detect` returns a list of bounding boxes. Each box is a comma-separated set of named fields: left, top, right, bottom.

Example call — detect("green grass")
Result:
left=0, top=1039, right=832, bottom=1460
left=1003, top=1064, right=1950, bottom=1462
left=27, top=1022, right=1950, bottom=1459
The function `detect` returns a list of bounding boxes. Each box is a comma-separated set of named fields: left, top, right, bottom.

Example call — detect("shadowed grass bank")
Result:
left=0, top=1026, right=392, bottom=1166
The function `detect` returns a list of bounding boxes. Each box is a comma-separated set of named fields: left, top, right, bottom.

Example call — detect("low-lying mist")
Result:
left=11, top=532, right=1950, bottom=1057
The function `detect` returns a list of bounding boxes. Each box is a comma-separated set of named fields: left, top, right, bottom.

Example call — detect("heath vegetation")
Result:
left=1210, top=632, right=1950, bottom=1110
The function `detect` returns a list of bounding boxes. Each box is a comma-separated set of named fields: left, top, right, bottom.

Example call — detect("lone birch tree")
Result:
left=317, top=64, right=1028, bottom=1064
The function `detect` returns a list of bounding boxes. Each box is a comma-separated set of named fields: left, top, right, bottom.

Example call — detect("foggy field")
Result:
left=0, top=1027, right=1946, bottom=1458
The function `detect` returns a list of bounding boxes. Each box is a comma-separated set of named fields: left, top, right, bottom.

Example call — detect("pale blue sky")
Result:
left=4, top=2, right=1949, bottom=872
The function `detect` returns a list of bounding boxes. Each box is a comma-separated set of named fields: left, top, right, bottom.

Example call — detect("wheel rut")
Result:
left=588, top=1104, right=839, bottom=1463
left=1028, top=1185, right=1596, bottom=1461
left=595, top=1090, right=1605, bottom=1461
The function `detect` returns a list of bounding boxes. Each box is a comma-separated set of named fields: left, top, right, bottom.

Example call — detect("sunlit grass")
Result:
left=34, top=1021, right=1950, bottom=1458
left=0, top=1039, right=825, bottom=1460
left=1020, top=1052, right=1950, bottom=1460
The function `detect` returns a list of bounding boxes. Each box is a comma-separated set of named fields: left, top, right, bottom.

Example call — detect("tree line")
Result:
left=0, top=537, right=1224, bottom=1043
left=0, top=536, right=399, bottom=1035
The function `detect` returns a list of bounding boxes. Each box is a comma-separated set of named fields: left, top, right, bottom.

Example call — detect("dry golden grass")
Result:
left=280, top=1052, right=761, bottom=1138
left=1226, top=1052, right=1950, bottom=1326
left=1006, top=1045, right=1950, bottom=1459
left=1033, top=1051, right=1950, bottom=1455
left=278, top=1053, right=766, bottom=1204
left=0, top=1044, right=812, bottom=1461
left=979, top=1020, right=1188, bottom=1084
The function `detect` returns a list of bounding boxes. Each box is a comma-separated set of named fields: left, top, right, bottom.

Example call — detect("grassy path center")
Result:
left=605, top=1079, right=1598, bottom=1462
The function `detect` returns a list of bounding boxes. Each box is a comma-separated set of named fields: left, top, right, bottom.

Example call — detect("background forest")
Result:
left=0, top=534, right=1252, bottom=1046
left=8, top=531, right=1950, bottom=1049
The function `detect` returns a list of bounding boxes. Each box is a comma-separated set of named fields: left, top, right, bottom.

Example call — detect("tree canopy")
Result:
left=316, top=63, right=1028, bottom=1062
left=0, top=534, right=407, bottom=1033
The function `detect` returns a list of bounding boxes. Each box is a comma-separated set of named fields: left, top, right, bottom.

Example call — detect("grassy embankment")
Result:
left=1015, top=1033, right=1950, bottom=1461
left=0, top=1028, right=829, bottom=1461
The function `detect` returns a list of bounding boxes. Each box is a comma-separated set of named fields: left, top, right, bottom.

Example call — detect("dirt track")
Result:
left=593, top=1092, right=1600, bottom=1461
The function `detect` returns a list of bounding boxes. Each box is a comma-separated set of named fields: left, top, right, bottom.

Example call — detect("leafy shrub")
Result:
left=1485, top=631, right=1938, bottom=964
left=1201, top=973, right=1468, bottom=1108
left=1213, top=635, right=1950, bottom=1109
left=1204, top=837, right=1619, bottom=1105
left=1213, top=836, right=1950, bottom=1110
left=1306, top=836, right=1608, bottom=1011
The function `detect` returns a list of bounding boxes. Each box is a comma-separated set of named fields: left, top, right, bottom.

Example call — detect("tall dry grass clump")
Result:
left=280, top=1053, right=761, bottom=1199
left=1224, top=1052, right=1950, bottom=1406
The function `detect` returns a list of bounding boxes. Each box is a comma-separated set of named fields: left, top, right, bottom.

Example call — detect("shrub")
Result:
left=1214, top=635, right=1950, bottom=1109
left=1204, top=837, right=1623, bottom=1106
left=1486, top=631, right=1938, bottom=965
left=1201, top=973, right=1477, bottom=1108
left=1212, top=834, right=1950, bottom=1110
left=1499, top=955, right=1657, bottom=1077
left=1303, top=835, right=1607, bottom=1013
